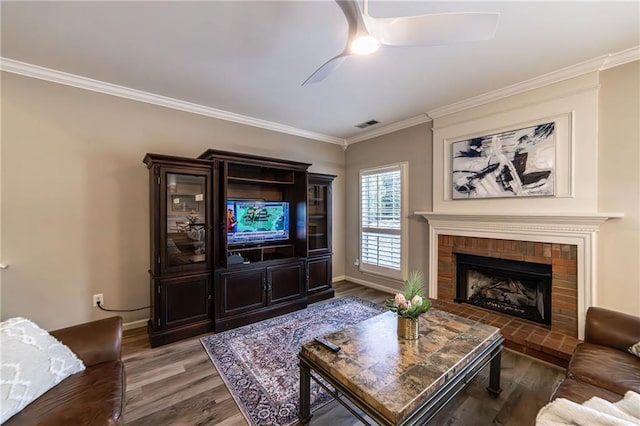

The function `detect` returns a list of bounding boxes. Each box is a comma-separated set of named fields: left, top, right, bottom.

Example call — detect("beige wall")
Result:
left=597, top=61, right=640, bottom=316
left=1, top=72, right=345, bottom=330
left=344, top=123, right=432, bottom=293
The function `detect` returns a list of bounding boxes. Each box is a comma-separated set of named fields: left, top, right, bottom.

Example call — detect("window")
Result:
left=359, top=162, right=407, bottom=280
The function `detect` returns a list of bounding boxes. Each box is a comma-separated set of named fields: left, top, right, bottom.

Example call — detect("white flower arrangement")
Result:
left=386, top=271, right=432, bottom=319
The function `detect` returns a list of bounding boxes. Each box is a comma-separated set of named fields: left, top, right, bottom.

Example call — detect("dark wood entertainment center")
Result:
left=144, top=150, right=335, bottom=346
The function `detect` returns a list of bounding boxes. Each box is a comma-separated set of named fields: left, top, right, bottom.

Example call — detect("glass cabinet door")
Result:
left=308, top=179, right=330, bottom=253
left=165, top=173, right=207, bottom=268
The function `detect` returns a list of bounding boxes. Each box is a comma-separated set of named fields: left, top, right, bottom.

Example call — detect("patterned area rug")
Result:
left=200, top=296, right=386, bottom=426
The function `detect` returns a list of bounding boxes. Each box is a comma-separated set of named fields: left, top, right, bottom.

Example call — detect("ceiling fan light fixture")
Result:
left=303, top=0, right=500, bottom=85
left=350, top=35, right=380, bottom=55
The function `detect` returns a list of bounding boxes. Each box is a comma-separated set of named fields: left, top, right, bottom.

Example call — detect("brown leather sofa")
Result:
left=551, top=307, right=640, bottom=403
left=5, top=316, right=125, bottom=426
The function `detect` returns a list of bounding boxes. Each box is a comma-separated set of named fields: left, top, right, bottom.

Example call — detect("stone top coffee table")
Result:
left=298, top=309, right=504, bottom=425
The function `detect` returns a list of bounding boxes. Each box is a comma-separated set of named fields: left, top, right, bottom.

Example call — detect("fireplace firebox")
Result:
left=454, top=253, right=552, bottom=326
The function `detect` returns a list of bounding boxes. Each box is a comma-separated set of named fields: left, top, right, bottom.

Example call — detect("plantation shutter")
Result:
left=359, top=163, right=406, bottom=280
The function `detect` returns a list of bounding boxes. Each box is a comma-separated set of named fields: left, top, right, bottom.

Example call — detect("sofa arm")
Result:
left=50, top=316, right=123, bottom=367
left=584, top=307, right=640, bottom=352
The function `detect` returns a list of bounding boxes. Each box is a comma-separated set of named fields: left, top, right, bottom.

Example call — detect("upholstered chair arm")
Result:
left=50, top=316, right=123, bottom=366
left=584, top=307, right=640, bottom=352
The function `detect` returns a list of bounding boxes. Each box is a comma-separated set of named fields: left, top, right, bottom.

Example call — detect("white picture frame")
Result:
left=451, top=122, right=556, bottom=199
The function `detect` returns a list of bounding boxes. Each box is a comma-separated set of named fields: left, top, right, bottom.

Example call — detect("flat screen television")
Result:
left=227, top=200, right=290, bottom=245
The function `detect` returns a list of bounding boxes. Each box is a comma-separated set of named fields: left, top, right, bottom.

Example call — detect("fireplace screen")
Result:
left=455, top=253, right=552, bottom=325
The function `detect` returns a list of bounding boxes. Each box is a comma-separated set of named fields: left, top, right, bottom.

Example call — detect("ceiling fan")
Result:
left=302, top=0, right=500, bottom=85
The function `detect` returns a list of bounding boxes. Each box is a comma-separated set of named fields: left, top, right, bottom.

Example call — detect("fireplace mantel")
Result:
left=416, top=211, right=623, bottom=339
left=416, top=212, right=622, bottom=230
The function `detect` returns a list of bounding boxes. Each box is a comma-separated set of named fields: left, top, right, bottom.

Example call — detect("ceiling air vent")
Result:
left=355, top=119, right=380, bottom=129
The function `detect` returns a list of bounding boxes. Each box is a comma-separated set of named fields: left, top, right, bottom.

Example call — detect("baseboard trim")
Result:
left=343, top=275, right=397, bottom=295
left=123, top=318, right=148, bottom=331
left=332, top=275, right=346, bottom=283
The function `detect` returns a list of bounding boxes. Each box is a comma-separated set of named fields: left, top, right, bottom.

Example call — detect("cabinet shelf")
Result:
left=229, top=244, right=295, bottom=263
left=227, top=162, right=295, bottom=184
left=228, top=176, right=294, bottom=185
left=231, top=243, right=292, bottom=249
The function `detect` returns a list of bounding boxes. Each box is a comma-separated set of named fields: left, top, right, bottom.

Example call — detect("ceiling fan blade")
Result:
left=364, top=12, right=500, bottom=47
left=302, top=54, right=348, bottom=86
left=302, top=1, right=367, bottom=86
left=335, top=0, right=368, bottom=39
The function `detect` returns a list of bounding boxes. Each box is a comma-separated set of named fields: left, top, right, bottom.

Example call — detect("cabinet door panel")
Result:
left=164, top=172, right=208, bottom=269
left=159, top=274, right=211, bottom=328
left=268, top=262, right=304, bottom=305
left=218, top=269, right=266, bottom=317
left=150, top=162, right=212, bottom=276
left=308, top=256, right=331, bottom=293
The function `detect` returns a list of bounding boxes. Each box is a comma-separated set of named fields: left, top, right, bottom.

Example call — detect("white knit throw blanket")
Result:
left=536, top=391, right=640, bottom=425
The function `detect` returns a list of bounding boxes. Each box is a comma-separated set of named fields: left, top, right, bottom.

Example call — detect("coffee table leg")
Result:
left=299, top=360, right=312, bottom=424
left=486, top=346, right=502, bottom=398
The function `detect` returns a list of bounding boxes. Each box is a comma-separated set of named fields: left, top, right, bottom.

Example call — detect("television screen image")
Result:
left=227, top=200, right=289, bottom=245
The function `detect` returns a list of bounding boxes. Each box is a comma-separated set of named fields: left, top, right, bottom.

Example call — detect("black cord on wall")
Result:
left=96, top=301, right=150, bottom=312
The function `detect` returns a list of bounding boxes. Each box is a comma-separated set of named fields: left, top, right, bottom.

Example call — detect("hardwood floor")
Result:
left=123, top=281, right=565, bottom=425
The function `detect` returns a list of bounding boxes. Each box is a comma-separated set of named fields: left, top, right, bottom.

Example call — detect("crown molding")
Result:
left=346, top=114, right=432, bottom=145
left=0, top=57, right=347, bottom=146
left=3, top=45, right=637, bottom=146
left=601, top=45, right=640, bottom=70
left=426, top=45, right=640, bottom=119
left=426, top=56, right=606, bottom=119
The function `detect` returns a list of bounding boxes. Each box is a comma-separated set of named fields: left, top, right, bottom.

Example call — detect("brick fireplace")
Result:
left=416, top=212, right=619, bottom=366
left=438, top=235, right=578, bottom=337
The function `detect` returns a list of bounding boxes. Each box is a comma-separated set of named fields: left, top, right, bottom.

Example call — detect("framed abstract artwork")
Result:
left=451, top=122, right=555, bottom=199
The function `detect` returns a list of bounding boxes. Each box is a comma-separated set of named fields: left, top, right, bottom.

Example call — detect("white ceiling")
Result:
left=1, top=1, right=638, bottom=143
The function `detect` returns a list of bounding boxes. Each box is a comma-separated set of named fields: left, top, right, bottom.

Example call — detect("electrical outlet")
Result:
left=354, top=259, right=360, bottom=266
left=92, top=293, right=104, bottom=307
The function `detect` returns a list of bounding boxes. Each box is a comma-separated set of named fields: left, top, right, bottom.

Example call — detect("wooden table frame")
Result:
left=299, top=336, right=504, bottom=425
